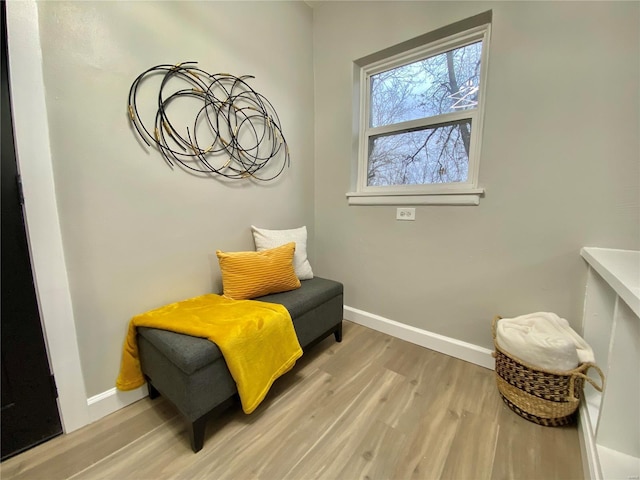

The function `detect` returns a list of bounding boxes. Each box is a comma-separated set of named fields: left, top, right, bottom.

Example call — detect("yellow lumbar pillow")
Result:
left=216, top=242, right=301, bottom=300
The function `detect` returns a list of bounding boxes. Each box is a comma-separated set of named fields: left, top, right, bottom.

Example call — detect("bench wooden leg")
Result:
left=334, top=323, right=343, bottom=342
left=189, top=416, right=207, bottom=453
left=147, top=380, right=161, bottom=400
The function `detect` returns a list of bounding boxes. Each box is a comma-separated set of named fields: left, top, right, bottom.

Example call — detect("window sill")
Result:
left=346, top=188, right=484, bottom=206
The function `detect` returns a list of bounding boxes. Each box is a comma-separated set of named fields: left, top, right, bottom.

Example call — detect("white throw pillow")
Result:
left=251, top=225, right=314, bottom=280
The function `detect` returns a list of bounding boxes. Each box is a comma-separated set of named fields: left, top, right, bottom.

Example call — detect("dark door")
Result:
left=1, top=2, right=63, bottom=461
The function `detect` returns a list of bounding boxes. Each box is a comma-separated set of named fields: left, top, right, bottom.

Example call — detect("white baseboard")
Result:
left=87, top=386, right=148, bottom=423
left=344, top=305, right=495, bottom=370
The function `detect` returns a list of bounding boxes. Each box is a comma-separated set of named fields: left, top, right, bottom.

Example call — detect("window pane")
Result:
left=370, top=41, right=482, bottom=128
left=367, top=120, right=471, bottom=187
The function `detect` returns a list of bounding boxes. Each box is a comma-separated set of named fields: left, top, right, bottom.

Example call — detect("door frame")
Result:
left=5, top=1, right=89, bottom=433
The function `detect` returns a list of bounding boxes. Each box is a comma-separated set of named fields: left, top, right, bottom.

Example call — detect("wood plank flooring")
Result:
left=1, top=321, right=584, bottom=479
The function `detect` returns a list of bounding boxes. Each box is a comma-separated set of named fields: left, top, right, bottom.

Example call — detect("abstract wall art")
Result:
left=127, top=62, right=290, bottom=181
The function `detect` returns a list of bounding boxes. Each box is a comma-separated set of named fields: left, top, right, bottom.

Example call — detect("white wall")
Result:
left=32, top=1, right=314, bottom=398
left=312, top=1, right=640, bottom=349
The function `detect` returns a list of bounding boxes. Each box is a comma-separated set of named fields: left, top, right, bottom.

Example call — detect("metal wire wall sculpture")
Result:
left=128, top=62, right=290, bottom=181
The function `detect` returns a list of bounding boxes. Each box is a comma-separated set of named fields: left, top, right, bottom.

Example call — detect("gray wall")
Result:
left=312, top=1, right=640, bottom=348
left=36, top=1, right=315, bottom=397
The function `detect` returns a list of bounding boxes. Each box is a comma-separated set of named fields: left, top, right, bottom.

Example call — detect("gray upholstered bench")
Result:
left=137, top=277, right=343, bottom=452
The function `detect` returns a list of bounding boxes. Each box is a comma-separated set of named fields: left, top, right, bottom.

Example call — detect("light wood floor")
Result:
left=2, top=321, right=584, bottom=480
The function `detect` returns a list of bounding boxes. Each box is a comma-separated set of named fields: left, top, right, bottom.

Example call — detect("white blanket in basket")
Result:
left=496, top=312, right=595, bottom=372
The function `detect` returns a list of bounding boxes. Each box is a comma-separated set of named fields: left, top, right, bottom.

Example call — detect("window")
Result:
left=349, top=12, right=491, bottom=205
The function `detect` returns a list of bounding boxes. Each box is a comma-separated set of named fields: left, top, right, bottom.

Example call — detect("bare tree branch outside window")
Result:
left=368, top=41, right=482, bottom=187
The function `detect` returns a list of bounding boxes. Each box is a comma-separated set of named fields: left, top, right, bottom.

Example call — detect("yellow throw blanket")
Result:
left=116, top=294, right=302, bottom=414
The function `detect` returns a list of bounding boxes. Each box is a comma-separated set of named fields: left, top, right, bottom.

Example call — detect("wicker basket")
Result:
left=492, top=316, right=604, bottom=426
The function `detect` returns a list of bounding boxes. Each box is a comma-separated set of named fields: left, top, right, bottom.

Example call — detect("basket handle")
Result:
left=574, top=363, right=605, bottom=393
left=568, top=363, right=605, bottom=401
left=492, top=315, right=501, bottom=341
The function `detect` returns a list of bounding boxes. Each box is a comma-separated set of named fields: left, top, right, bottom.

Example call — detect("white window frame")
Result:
left=348, top=18, right=491, bottom=206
